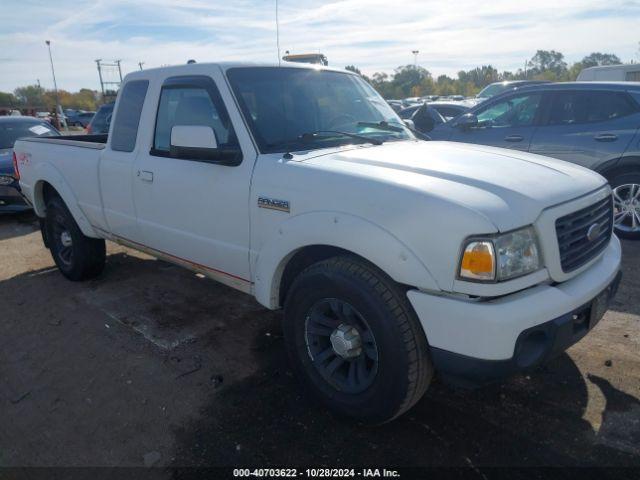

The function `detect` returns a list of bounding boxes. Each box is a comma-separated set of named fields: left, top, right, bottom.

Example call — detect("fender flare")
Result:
left=30, top=162, right=99, bottom=238
left=252, top=211, right=440, bottom=309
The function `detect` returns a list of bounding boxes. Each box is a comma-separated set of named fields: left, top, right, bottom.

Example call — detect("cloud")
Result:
left=0, top=0, right=638, bottom=91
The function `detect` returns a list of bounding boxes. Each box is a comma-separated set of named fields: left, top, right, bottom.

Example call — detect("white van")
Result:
left=577, top=64, right=640, bottom=81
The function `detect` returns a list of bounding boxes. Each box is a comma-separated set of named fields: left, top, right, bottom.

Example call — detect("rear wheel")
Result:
left=45, top=196, right=106, bottom=280
left=611, top=172, right=640, bottom=240
left=283, top=256, right=433, bottom=424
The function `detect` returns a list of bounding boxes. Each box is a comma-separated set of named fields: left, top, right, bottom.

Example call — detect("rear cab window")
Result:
left=111, top=80, right=149, bottom=152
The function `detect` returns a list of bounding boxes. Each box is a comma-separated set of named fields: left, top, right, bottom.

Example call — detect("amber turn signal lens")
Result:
left=460, top=241, right=495, bottom=281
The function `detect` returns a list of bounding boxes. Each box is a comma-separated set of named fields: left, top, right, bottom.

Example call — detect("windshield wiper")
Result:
left=358, top=120, right=430, bottom=140
left=299, top=130, right=383, bottom=146
left=356, top=121, right=404, bottom=132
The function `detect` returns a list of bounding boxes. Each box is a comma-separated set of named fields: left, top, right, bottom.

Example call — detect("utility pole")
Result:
left=95, top=59, right=122, bottom=102
left=115, top=60, right=123, bottom=82
left=412, top=50, right=419, bottom=67
left=95, top=59, right=105, bottom=98
left=45, top=40, right=67, bottom=132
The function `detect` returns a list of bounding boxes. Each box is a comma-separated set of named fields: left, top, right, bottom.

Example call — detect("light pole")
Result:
left=412, top=50, right=419, bottom=67
left=45, top=40, right=67, bottom=131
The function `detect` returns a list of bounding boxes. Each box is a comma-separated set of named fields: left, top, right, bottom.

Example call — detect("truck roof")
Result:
left=123, top=61, right=353, bottom=83
left=510, top=81, right=640, bottom=92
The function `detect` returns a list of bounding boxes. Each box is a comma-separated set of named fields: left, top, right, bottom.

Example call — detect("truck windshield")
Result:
left=227, top=67, right=413, bottom=153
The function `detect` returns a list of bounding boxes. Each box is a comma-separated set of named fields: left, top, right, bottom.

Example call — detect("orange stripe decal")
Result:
left=114, top=235, right=252, bottom=284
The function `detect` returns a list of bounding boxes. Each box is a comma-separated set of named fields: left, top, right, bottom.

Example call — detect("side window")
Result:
left=547, top=91, right=637, bottom=126
left=476, top=93, right=542, bottom=128
left=626, top=71, right=640, bottom=82
left=111, top=81, right=148, bottom=152
left=153, top=79, right=238, bottom=154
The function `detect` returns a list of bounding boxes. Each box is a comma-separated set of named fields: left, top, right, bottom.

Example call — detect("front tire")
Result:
left=45, top=196, right=106, bottom=281
left=611, top=172, right=640, bottom=240
left=283, top=256, right=433, bottom=424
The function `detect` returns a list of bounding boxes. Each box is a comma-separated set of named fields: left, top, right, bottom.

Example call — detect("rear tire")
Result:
left=283, top=255, right=433, bottom=424
left=610, top=172, right=640, bottom=240
left=45, top=196, right=106, bottom=281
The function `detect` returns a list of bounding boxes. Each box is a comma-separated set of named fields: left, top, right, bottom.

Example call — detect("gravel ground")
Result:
left=0, top=212, right=638, bottom=471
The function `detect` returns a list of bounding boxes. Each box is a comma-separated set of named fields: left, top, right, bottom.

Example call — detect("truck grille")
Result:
left=555, top=196, right=613, bottom=273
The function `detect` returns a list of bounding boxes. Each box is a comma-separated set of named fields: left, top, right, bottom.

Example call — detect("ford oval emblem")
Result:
left=586, top=223, right=600, bottom=242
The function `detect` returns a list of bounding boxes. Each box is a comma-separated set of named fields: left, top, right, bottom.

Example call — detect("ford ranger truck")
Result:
left=13, top=63, right=622, bottom=423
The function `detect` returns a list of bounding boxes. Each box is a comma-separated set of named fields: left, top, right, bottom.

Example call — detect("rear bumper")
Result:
left=407, top=236, right=622, bottom=386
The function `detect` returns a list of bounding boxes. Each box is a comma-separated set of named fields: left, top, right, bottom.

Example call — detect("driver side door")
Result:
left=450, top=92, right=544, bottom=151
left=131, top=73, right=256, bottom=290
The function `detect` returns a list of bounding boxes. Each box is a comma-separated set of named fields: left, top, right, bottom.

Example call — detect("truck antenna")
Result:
left=276, top=0, right=281, bottom=66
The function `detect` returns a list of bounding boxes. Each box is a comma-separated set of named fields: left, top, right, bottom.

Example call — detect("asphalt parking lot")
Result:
left=0, top=212, right=639, bottom=471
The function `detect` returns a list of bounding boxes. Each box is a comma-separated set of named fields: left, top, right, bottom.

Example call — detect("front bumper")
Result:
left=407, top=236, right=622, bottom=386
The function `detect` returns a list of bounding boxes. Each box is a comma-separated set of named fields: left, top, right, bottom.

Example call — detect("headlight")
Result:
left=0, top=175, right=15, bottom=186
left=459, top=226, right=541, bottom=282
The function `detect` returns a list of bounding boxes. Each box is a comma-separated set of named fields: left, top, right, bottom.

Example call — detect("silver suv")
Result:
left=429, top=82, right=640, bottom=239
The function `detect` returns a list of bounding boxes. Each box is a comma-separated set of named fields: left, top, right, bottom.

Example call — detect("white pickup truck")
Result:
left=14, top=62, right=622, bottom=423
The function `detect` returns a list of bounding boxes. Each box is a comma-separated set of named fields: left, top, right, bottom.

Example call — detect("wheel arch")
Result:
left=597, top=156, right=640, bottom=184
left=31, top=170, right=99, bottom=238
left=252, top=211, right=440, bottom=309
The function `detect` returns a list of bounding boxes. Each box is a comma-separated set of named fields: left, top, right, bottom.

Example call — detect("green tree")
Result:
left=580, top=52, right=622, bottom=68
left=0, top=91, right=17, bottom=107
left=345, top=65, right=370, bottom=82
left=457, top=65, right=500, bottom=88
left=14, top=84, right=45, bottom=106
left=527, top=50, right=567, bottom=78
left=392, top=65, right=431, bottom=97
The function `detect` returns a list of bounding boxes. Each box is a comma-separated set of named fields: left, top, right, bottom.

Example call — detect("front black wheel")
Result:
left=45, top=196, right=106, bottom=281
left=283, top=256, right=433, bottom=424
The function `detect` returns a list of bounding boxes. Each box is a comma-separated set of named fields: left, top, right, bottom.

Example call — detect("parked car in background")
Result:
left=427, top=101, right=471, bottom=121
left=577, top=64, right=640, bottom=82
left=398, top=103, right=446, bottom=133
left=475, top=80, right=550, bottom=101
left=441, top=95, right=465, bottom=101
left=0, top=117, right=60, bottom=212
left=86, top=103, right=113, bottom=134
left=429, top=82, right=640, bottom=239
left=403, top=96, right=422, bottom=105
left=71, top=111, right=95, bottom=128
left=36, top=111, right=52, bottom=123
left=386, top=100, right=403, bottom=112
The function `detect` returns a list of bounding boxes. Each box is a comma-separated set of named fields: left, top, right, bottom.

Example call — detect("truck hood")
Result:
left=299, top=140, right=607, bottom=231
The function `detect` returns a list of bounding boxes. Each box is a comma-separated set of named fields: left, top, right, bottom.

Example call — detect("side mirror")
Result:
left=454, top=113, right=478, bottom=130
left=411, top=104, right=435, bottom=133
left=170, top=125, right=241, bottom=166
left=403, top=119, right=415, bottom=129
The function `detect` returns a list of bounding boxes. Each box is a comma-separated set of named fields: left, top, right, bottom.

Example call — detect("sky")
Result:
left=1, top=0, right=639, bottom=92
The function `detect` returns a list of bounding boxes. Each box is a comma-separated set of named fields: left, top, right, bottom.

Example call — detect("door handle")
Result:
left=137, top=170, right=154, bottom=182
left=504, top=135, right=524, bottom=142
left=594, top=133, right=618, bottom=142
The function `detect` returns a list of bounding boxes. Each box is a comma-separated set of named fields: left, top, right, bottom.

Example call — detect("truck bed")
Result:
left=14, top=134, right=108, bottom=233
left=19, top=134, right=108, bottom=149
